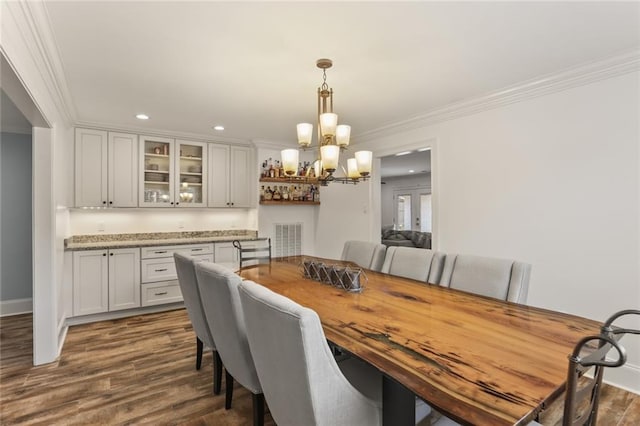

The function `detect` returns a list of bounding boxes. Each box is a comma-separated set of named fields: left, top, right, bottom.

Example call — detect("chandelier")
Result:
left=280, top=59, right=372, bottom=185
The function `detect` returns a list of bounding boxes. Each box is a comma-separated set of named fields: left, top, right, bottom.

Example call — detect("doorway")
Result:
left=380, top=149, right=432, bottom=234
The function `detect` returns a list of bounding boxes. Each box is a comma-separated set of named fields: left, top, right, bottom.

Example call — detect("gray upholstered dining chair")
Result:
left=194, top=262, right=265, bottom=426
left=238, top=280, right=431, bottom=426
left=238, top=279, right=382, bottom=426
left=434, top=309, right=640, bottom=426
left=438, top=254, right=531, bottom=303
left=381, top=246, right=446, bottom=283
left=173, top=253, right=223, bottom=395
left=341, top=240, right=387, bottom=272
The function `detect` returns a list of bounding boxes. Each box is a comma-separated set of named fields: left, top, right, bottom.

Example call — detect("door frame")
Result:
left=372, top=137, right=439, bottom=249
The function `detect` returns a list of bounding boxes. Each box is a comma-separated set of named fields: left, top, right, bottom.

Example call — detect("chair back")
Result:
left=233, top=238, right=271, bottom=269
left=341, top=240, right=387, bottom=272
left=238, top=280, right=381, bottom=426
left=194, top=262, right=261, bottom=394
left=173, top=253, right=215, bottom=349
left=439, top=254, right=531, bottom=303
left=381, top=246, right=445, bottom=283
left=562, top=309, right=640, bottom=426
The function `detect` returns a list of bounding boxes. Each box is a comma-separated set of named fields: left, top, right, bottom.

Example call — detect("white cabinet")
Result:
left=75, top=129, right=138, bottom=207
left=73, top=248, right=140, bottom=316
left=140, top=136, right=207, bottom=207
left=208, top=144, right=254, bottom=208
left=73, top=250, right=108, bottom=316
left=214, top=242, right=239, bottom=270
left=140, top=244, right=213, bottom=306
left=109, top=248, right=141, bottom=311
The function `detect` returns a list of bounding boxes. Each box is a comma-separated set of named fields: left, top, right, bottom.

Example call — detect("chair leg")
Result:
left=213, top=350, right=223, bottom=395
left=253, top=393, right=265, bottom=426
left=225, top=370, right=234, bottom=410
left=196, top=337, right=203, bottom=370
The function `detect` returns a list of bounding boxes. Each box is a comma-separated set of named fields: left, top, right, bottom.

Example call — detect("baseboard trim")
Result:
left=0, top=298, right=33, bottom=317
left=65, top=302, right=185, bottom=327
left=604, top=362, right=640, bottom=395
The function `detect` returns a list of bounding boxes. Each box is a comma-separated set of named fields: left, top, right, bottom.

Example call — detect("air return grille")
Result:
left=274, top=223, right=302, bottom=257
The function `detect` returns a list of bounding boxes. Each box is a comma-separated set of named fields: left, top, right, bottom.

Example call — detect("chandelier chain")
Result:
left=321, top=68, right=329, bottom=91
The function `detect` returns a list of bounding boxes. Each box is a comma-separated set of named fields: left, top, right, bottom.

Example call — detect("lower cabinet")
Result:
left=140, top=243, right=214, bottom=307
left=72, top=241, right=245, bottom=316
left=73, top=248, right=140, bottom=316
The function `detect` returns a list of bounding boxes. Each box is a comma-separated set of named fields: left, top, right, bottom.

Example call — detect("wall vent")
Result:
left=274, top=223, right=302, bottom=257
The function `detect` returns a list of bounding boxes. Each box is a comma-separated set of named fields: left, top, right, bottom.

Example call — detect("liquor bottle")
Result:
left=282, top=186, right=290, bottom=201
left=259, top=185, right=265, bottom=202
left=268, top=158, right=275, bottom=178
left=261, top=161, right=268, bottom=178
left=265, top=186, right=273, bottom=201
left=273, top=186, right=282, bottom=201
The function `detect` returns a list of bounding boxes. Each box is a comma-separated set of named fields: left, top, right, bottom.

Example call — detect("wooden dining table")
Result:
left=237, top=256, right=603, bottom=426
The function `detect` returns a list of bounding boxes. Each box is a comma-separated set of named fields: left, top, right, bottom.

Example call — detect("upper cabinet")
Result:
left=75, top=128, right=253, bottom=209
left=139, top=137, right=208, bottom=208
left=75, top=128, right=138, bottom=207
left=176, top=140, right=207, bottom=207
left=208, top=144, right=254, bottom=208
left=139, top=135, right=175, bottom=207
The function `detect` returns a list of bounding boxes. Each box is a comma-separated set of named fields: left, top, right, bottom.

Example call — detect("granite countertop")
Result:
left=65, top=230, right=259, bottom=250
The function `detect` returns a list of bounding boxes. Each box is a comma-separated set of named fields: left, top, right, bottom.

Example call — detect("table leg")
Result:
left=383, top=375, right=415, bottom=426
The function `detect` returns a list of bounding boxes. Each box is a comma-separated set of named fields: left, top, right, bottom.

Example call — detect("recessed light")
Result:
left=409, top=169, right=415, bottom=173
left=213, top=125, right=225, bottom=131
left=417, top=147, right=430, bottom=152
left=136, top=114, right=149, bottom=120
left=395, top=151, right=412, bottom=156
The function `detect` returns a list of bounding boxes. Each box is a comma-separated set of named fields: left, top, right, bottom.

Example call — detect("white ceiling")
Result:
left=44, top=1, right=640, bottom=147
left=381, top=150, right=431, bottom=178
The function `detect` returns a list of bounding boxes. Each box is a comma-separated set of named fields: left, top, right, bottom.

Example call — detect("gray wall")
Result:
left=1, top=131, right=32, bottom=300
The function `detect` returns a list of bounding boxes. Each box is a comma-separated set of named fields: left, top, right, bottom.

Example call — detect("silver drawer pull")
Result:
left=191, top=248, right=203, bottom=252
left=154, top=268, right=168, bottom=272
left=154, top=291, right=168, bottom=296
left=154, top=251, right=168, bottom=254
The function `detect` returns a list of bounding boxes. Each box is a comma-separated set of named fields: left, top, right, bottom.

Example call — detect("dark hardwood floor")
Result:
left=1, top=310, right=638, bottom=425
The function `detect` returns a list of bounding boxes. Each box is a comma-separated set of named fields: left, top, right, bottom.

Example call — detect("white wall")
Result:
left=69, top=208, right=257, bottom=235
left=359, top=71, right=640, bottom=392
left=0, top=132, right=33, bottom=313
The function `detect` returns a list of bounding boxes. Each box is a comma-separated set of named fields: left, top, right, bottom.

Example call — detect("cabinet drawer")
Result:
left=141, top=258, right=177, bottom=283
left=141, top=244, right=213, bottom=259
left=141, top=281, right=183, bottom=306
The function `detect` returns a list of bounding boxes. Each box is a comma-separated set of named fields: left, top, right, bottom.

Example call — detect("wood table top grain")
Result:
left=237, top=256, right=602, bottom=426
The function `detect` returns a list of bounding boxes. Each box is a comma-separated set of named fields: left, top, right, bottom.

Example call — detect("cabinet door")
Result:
left=214, top=242, right=238, bottom=270
left=230, top=146, right=254, bottom=207
left=175, top=140, right=207, bottom=207
left=108, top=132, right=138, bottom=207
left=208, top=144, right=230, bottom=207
left=75, top=128, right=108, bottom=207
left=73, top=250, right=109, bottom=316
left=108, top=248, right=141, bottom=311
left=139, top=135, right=175, bottom=207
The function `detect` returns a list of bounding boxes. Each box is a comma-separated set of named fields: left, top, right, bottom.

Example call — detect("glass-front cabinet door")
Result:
left=175, top=140, right=207, bottom=207
left=140, top=135, right=175, bottom=207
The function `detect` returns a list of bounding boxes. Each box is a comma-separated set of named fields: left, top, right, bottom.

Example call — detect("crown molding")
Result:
left=354, top=49, right=640, bottom=142
left=250, top=138, right=298, bottom=151
left=8, top=1, right=75, bottom=126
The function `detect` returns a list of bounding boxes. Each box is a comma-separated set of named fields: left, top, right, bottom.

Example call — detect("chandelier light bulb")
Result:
left=320, top=145, right=340, bottom=172
left=355, top=150, right=372, bottom=176
left=336, top=125, right=351, bottom=147
left=297, top=123, right=313, bottom=147
left=320, top=113, right=338, bottom=138
left=281, top=149, right=299, bottom=176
